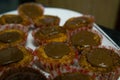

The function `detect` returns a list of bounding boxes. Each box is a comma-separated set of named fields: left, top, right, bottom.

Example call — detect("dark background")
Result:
left=0, top=0, right=120, bottom=47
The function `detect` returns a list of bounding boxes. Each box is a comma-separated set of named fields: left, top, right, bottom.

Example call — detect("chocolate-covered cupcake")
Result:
left=18, top=2, right=44, bottom=22
left=69, top=29, right=101, bottom=51
left=34, top=42, right=77, bottom=72
left=34, top=15, right=60, bottom=28
left=0, top=45, right=33, bottom=71
left=32, top=26, right=67, bottom=45
left=0, top=67, right=47, bottom=80
left=53, top=72, right=94, bottom=80
left=0, top=24, right=28, bottom=46
left=78, top=47, right=120, bottom=80
left=0, top=14, right=31, bottom=26
left=64, top=15, right=94, bottom=31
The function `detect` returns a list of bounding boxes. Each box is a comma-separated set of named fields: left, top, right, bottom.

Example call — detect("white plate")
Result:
left=1, top=7, right=120, bottom=79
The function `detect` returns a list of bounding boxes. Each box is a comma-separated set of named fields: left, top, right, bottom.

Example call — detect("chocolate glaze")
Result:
left=44, top=42, right=70, bottom=59
left=0, top=31, right=21, bottom=43
left=0, top=47, right=23, bottom=65
left=84, top=48, right=120, bottom=68
left=35, top=26, right=65, bottom=39
left=71, top=31, right=100, bottom=46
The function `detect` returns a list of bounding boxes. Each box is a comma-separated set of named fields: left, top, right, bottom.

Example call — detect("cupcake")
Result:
left=0, top=45, right=33, bottom=72
left=0, top=66, right=47, bottom=80
left=18, top=2, right=44, bottom=23
left=34, top=42, right=77, bottom=72
left=69, top=29, right=102, bottom=52
left=78, top=46, right=120, bottom=80
left=32, top=26, right=67, bottom=45
left=0, top=24, right=28, bottom=46
left=34, top=15, right=60, bottom=28
left=0, top=14, right=31, bottom=27
left=64, top=15, right=94, bottom=31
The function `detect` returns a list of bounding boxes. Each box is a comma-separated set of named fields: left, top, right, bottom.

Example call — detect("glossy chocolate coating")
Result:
left=44, top=42, right=70, bottom=59
left=0, top=32, right=21, bottom=43
left=0, top=47, right=23, bottom=65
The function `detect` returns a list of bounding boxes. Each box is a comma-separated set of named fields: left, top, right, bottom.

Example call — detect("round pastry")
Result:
left=34, top=42, right=77, bottom=72
left=0, top=14, right=31, bottom=26
left=0, top=67, right=47, bottom=80
left=32, top=26, right=67, bottom=45
left=69, top=29, right=101, bottom=51
left=0, top=45, right=33, bottom=71
left=53, top=72, right=94, bottom=80
left=64, top=15, right=94, bottom=31
left=78, top=47, right=120, bottom=80
left=34, top=15, right=60, bottom=28
left=18, top=2, right=44, bottom=22
left=0, top=24, right=28, bottom=46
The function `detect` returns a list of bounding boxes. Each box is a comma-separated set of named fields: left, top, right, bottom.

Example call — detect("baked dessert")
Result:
left=64, top=15, right=94, bottom=31
left=0, top=24, right=28, bottom=46
left=78, top=47, right=120, bottom=80
left=18, top=2, right=44, bottom=22
left=53, top=72, right=94, bottom=80
left=32, top=26, right=67, bottom=44
left=0, top=67, right=47, bottom=80
left=34, top=42, right=77, bottom=72
left=0, top=45, right=33, bottom=72
left=69, top=29, right=101, bottom=51
left=0, top=14, right=31, bottom=26
left=34, top=15, right=60, bottom=28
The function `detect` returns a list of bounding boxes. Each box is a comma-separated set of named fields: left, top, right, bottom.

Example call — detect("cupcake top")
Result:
left=0, top=29, right=27, bottom=46
left=79, top=47, right=120, bottom=72
left=70, top=30, right=101, bottom=47
left=34, top=15, right=60, bottom=28
left=0, top=14, right=31, bottom=26
left=53, top=72, right=93, bottom=80
left=33, top=26, right=67, bottom=44
left=35, top=42, right=76, bottom=65
left=18, top=2, right=44, bottom=21
left=64, top=15, right=94, bottom=31
left=0, top=46, right=23, bottom=66
left=44, top=42, right=70, bottom=59
left=0, top=46, right=33, bottom=68
left=0, top=67, right=47, bottom=80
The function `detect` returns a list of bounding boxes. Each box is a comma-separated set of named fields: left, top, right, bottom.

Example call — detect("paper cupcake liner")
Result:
left=77, top=46, right=120, bottom=80
left=0, top=24, right=29, bottom=46
left=32, top=45, right=79, bottom=73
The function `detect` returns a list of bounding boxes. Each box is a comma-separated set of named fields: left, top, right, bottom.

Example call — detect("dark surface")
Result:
left=0, top=0, right=120, bottom=47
